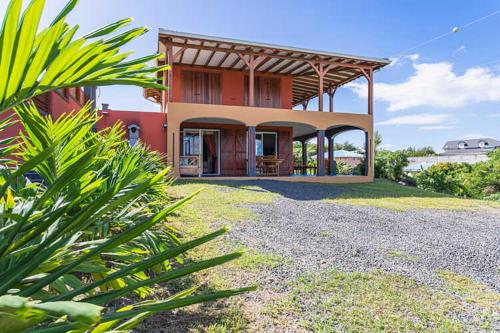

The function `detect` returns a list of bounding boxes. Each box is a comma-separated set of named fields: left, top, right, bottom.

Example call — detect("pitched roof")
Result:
left=442, top=138, right=500, bottom=154
left=334, top=150, right=364, bottom=158
left=155, top=29, right=390, bottom=106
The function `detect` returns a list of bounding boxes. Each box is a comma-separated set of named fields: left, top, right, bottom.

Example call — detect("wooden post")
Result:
left=301, top=99, right=309, bottom=111
left=360, top=68, right=373, bottom=115
left=365, top=131, right=369, bottom=176
left=302, top=141, right=307, bottom=175
left=249, top=59, right=255, bottom=106
left=167, top=45, right=174, bottom=103
left=307, top=62, right=336, bottom=112
left=326, top=85, right=337, bottom=112
left=317, top=130, right=325, bottom=176
left=318, top=64, right=324, bottom=111
left=238, top=54, right=265, bottom=107
left=368, top=69, right=373, bottom=115
left=247, top=126, right=256, bottom=176
left=328, top=136, right=335, bottom=176
left=162, top=69, right=168, bottom=112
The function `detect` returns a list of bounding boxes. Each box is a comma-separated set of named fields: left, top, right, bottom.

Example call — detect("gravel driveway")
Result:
left=220, top=180, right=500, bottom=291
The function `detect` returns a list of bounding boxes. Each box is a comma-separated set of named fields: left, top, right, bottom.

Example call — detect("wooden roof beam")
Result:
left=160, top=39, right=378, bottom=69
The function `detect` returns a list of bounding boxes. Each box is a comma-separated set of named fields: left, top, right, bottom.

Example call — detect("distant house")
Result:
left=442, top=138, right=500, bottom=155
left=330, top=150, right=364, bottom=167
left=404, top=137, right=499, bottom=172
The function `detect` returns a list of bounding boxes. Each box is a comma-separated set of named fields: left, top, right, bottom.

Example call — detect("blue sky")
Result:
left=3, top=0, right=500, bottom=152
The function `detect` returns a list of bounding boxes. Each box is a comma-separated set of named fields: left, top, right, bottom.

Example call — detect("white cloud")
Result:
left=407, top=53, right=420, bottom=61
left=487, top=113, right=500, bottom=118
left=348, top=62, right=500, bottom=111
left=463, top=133, right=486, bottom=139
left=388, top=53, right=420, bottom=67
left=376, top=113, right=451, bottom=126
left=419, top=125, right=455, bottom=130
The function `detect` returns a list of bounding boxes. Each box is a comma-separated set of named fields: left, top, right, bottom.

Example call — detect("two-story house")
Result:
left=98, top=30, right=390, bottom=182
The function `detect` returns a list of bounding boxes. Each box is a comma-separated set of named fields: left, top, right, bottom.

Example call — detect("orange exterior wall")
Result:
left=96, top=110, right=168, bottom=154
left=171, top=65, right=293, bottom=109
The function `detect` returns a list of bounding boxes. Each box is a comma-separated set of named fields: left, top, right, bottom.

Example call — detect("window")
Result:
left=182, top=131, right=200, bottom=156
left=478, top=140, right=488, bottom=148
left=244, top=76, right=281, bottom=108
left=458, top=141, right=468, bottom=149
left=256, top=132, right=277, bottom=157
left=181, top=70, right=221, bottom=104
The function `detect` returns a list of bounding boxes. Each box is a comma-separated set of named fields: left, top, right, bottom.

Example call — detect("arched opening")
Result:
left=180, top=117, right=246, bottom=177
left=326, top=125, right=368, bottom=176
left=257, top=121, right=317, bottom=176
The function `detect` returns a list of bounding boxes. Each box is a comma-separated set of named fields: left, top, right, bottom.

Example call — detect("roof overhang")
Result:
left=153, top=29, right=391, bottom=106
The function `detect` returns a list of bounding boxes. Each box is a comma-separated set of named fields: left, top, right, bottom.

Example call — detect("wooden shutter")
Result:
left=182, top=70, right=221, bottom=104
left=244, top=76, right=281, bottom=108
left=220, top=128, right=235, bottom=176
left=278, top=129, right=292, bottom=175
left=235, top=128, right=247, bottom=175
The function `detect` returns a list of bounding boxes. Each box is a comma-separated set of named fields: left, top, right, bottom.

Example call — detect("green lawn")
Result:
left=267, top=270, right=498, bottom=332
left=153, top=180, right=499, bottom=332
left=328, top=179, right=500, bottom=211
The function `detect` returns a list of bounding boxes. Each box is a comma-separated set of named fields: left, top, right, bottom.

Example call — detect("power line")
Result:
left=392, top=8, right=500, bottom=58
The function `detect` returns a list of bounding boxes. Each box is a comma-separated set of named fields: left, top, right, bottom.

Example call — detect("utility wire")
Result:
left=392, top=8, right=500, bottom=58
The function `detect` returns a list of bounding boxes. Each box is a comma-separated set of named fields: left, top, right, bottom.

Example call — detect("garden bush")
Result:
left=415, top=149, right=500, bottom=199
left=374, top=150, right=408, bottom=181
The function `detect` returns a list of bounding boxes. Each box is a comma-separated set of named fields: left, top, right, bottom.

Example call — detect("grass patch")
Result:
left=388, top=249, right=420, bottom=262
left=438, top=270, right=500, bottom=311
left=437, top=271, right=499, bottom=330
left=269, top=270, right=476, bottom=332
left=327, top=179, right=500, bottom=211
left=231, top=249, right=287, bottom=272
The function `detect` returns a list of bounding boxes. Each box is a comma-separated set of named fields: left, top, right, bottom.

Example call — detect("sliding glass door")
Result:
left=182, top=129, right=220, bottom=176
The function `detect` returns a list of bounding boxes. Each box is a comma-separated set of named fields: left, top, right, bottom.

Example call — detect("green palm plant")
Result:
left=0, top=0, right=253, bottom=331
left=0, top=0, right=167, bottom=112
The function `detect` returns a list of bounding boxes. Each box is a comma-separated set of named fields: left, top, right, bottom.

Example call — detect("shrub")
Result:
left=414, top=150, right=500, bottom=199
left=335, top=161, right=354, bottom=175
left=374, top=150, right=408, bottom=181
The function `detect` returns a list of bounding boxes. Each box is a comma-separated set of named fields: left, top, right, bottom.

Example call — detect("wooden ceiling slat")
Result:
left=191, top=42, right=203, bottom=65
left=261, top=52, right=292, bottom=73
left=204, top=43, right=218, bottom=66
left=216, top=45, right=235, bottom=67
left=280, top=61, right=307, bottom=75
left=255, top=50, right=280, bottom=71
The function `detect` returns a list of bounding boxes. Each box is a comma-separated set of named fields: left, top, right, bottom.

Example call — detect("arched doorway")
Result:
left=257, top=121, right=317, bottom=176
left=180, top=117, right=246, bottom=176
left=326, top=125, right=368, bottom=176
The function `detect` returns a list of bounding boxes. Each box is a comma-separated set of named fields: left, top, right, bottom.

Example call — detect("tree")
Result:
left=402, top=146, right=436, bottom=157
left=374, top=130, right=382, bottom=152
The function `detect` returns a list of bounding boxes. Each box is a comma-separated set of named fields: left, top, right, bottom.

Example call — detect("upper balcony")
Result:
left=144, top=29, right=390, bottom=114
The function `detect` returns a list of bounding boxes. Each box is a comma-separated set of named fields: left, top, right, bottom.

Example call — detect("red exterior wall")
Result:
left=1, top=90, right=86, bottom=145
left=171, top=65, right=293, bottom=109
left=96, top=110, right=168, bottom=154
